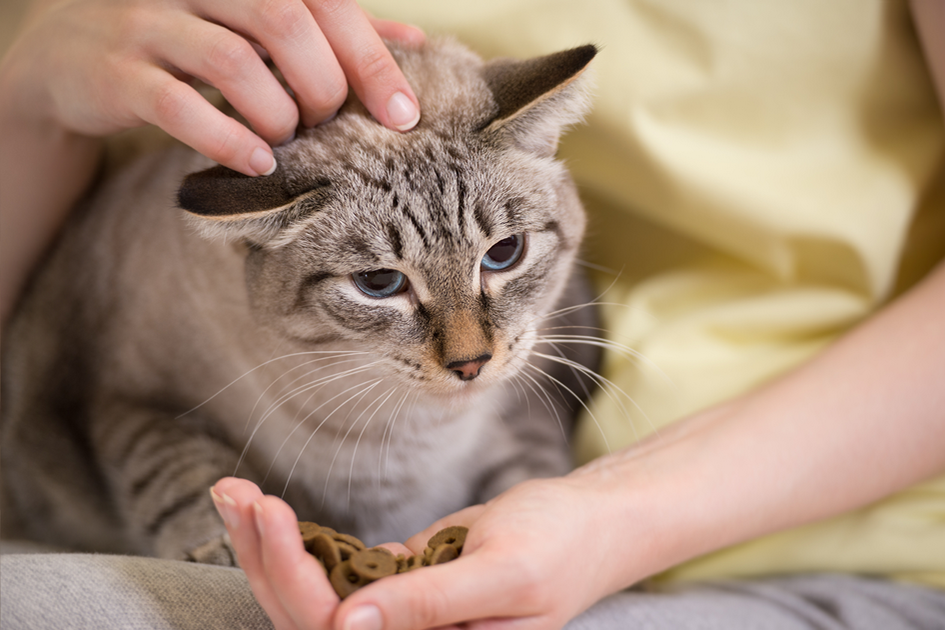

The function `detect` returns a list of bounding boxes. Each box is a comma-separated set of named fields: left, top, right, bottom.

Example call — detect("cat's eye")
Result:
left=481, top=234, right=525, bottom=271
left=352, top=269, right=407, bottom=298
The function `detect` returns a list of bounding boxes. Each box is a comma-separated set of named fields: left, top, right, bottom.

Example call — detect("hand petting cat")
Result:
left=0, top=0, right=423, bottom=325
left=4, top=0, right=423, bottom=176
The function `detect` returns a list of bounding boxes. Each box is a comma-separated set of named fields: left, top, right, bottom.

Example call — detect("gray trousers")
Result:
left=2, top=553, right=945, bottom=630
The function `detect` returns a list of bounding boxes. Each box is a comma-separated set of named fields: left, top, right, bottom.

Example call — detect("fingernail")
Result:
left=210, top=488, right=240, bottom=528
left=386, top=92, right=420, bottom=131
left=249, top=147, right=277, bottom=176
left=253, top=502, right=265, bottom=537
left=344, top=605, right=383, bottom=630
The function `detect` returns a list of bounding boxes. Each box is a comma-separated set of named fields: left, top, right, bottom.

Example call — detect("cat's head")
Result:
left=177, top=38, right=595, bottom=396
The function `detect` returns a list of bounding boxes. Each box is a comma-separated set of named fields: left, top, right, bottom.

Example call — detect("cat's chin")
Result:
left=423, top=379, right=493, bottom=407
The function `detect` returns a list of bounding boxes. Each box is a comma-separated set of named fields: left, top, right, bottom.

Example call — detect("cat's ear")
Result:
left=481, top=44, right=597, bottom=156
left=177, top=164, right=330, bottom=242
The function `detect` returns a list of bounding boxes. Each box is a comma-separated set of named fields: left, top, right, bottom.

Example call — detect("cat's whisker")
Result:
left=530, top=350, right=656, bottom=442
left=515, top=365, right=568, bottom=443
left=177, top=349, right=370, bottom=419
left=247, top=356, right=375, bottom=435
left=235, top=362, right=383, bottom=477
left=381, top=389, right=417, bottom=481
left=527, top=267, right=627, bottom=326
left=245, top=354, right=372, bottom=434
left=503, top=370, right=530, bottom=411
left=253, top=366, right=383, bottom=479
left=284, top=377, right=386, bottom=498
left=319, top=381, right=393, bottom=506
left=346, top=385, right=403, bottom=507
left=572, top=258, right=620, bottom=275
left=533, top=332, right=675, bottom=390
left=249, top=361, right=384, bottom=436
left=521, top=360, right=612, bottom=454
left=378, top=388, right=409, bottom=483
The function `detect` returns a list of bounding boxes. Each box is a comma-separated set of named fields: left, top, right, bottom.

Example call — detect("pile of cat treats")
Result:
left=298, top=521, right=468, bottom=599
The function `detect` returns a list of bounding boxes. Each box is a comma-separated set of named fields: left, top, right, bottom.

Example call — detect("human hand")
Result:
left=211, top=476, right=414, bottom=630
left=3, top=0, right=423, bottom=176
left=332, top=475, right=634, bottom=630
left=212, top=473, right=634, bottom=630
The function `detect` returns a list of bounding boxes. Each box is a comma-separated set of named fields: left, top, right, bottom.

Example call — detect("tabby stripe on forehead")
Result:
left=402, top=204, right=431, bottom=248
left=451, top=166, right=468, bottom=235
left=387, top=223, right=404, bottom=259
left=474, top=202, right=493, bottom=239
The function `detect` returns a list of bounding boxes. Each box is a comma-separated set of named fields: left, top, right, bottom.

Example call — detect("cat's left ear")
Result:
left=481, top=44, right=597, bottom=156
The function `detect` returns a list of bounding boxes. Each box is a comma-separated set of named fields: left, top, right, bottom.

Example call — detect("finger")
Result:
left=148, top=13, right=298, bottom=145
left=336, top=552, right=534, bottom=630
left=135, top=66, right=275, bottom=176
left=374, top=542, right=412, bottom=557
left=404, top=505, right=487, bottom=555
left=212, top=479, right=300, bottom=630
left=307, top=0, right=421, bottom=131
left=366, top=16, right=426, bottom=46
left=199, top=0, right=347, bottom=128
left=255, top=496, right=340, bottom=630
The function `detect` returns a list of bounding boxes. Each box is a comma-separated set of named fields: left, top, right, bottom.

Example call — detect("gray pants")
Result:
left=2, top=553, right=944, bottom=630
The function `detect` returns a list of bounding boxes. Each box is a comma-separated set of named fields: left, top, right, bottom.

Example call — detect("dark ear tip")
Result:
left=177, top=166, right=254, bottom=217
left=482, top=43, right=599, bottom=125
left=177, top=165, right=299, bottom=219
left=571, top=44, right=599, bottom=68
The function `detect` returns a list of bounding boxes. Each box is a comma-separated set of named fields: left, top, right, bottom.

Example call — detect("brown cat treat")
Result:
left=299, top=522, right=469, bottom=598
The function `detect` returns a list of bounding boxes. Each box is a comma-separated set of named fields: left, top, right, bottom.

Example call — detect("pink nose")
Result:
left=445, top=354, right=492, bottom=381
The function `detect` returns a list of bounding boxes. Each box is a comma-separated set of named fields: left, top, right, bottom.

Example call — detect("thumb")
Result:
left=334, top=553, right=527, bottom=630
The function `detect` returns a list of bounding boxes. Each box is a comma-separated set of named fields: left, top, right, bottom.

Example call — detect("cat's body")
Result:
left=1, top=38, right=599, bottom=563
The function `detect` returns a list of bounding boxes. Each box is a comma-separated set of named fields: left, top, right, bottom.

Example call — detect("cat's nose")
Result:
left=445, top=353, right=492, bottom=381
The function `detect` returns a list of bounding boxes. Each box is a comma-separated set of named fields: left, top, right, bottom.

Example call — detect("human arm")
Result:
left=0, top=0, right=423, bottom=326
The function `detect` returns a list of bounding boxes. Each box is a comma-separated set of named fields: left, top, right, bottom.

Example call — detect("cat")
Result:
left=0, top=37, right=600, bottom=565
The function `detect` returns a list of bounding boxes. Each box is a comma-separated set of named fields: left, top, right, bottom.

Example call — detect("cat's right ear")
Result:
left=481, top=44, right=597, bottom=156
left=177, top=164, right=330, bottom=242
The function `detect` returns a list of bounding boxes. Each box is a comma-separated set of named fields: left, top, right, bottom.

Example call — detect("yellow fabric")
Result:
left=362, top=0, right=945, bottom=588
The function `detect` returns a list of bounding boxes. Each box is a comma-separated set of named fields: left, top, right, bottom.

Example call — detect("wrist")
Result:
left=568, top=404, right=758, bottom=592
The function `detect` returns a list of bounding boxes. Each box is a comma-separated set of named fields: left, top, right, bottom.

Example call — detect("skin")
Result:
left=0, top=0, right=424, bottom=326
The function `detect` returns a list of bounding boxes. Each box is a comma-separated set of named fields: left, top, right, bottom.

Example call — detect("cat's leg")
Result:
left=91, top=399, right=248, bottom=565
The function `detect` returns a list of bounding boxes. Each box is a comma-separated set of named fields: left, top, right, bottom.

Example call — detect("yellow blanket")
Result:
left=363, top=0, right=945, bottom=588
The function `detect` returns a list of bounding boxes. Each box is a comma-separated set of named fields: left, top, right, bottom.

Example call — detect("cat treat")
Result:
left=299, top=522, right=468, bottom=599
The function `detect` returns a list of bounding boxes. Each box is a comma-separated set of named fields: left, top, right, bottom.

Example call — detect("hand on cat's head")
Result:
left=6, top=0, right=423, bottom=177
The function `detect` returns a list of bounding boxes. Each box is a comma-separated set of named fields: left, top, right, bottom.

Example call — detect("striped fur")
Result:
left=1, top=38, right=599, bottom=562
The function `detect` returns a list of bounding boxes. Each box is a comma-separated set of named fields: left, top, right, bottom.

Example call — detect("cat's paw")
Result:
left=186, top=532, right=239, bottom=566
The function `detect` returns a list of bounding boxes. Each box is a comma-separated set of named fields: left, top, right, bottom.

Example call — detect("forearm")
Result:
left=582, top=259, right=945, bottom=590
left=0, top=53, right=103, bottom=327
left=0, top=0, right=105, bottom=327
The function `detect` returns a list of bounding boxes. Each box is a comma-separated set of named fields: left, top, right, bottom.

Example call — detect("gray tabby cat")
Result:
left=1, top=37, right=599, bottom=564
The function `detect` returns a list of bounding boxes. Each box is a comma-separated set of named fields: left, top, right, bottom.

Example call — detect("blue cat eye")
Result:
left=481, top=233, right=525, bottom=271
left=352, top=269, right=407, bottom=298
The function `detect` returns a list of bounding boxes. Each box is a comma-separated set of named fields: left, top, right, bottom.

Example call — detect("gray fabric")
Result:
left=0, top=553, right=273, bottom=630
left=3, top=553, right=945, bottom=630
left=567, top=574, right=945, bottom=630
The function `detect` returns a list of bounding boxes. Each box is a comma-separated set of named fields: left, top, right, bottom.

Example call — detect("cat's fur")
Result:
left=0, top=38, right=599, bottom=563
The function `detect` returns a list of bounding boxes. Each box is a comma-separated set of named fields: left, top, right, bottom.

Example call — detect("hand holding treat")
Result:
left=298, top=521, right=467, bottom=599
